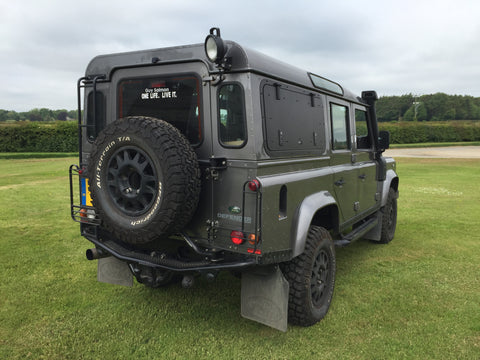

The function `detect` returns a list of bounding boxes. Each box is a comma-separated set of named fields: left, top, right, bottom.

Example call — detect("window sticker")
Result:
left=141, top=87, right=177, bottom=100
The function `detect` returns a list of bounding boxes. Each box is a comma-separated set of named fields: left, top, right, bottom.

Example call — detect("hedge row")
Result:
left=1, top=120, right=480, bottom=152
left=0, top=121, right=78, bottom=152
left=379, top=121, right=480, bottom=144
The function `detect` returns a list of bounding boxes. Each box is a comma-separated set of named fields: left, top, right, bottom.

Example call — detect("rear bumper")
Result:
left=82, top=230, right=257, bottom=272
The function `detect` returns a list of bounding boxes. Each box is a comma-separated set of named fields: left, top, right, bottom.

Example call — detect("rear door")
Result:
left=110, top=62, right=213, bottom=238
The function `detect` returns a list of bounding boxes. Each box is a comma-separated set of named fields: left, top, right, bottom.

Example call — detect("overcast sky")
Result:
left=1, top=0, right=479, bottom=111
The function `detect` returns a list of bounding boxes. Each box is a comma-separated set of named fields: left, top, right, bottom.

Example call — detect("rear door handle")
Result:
left=359, top=174, right=367, bottom=180
left=335, top=179, right=345, bottom=187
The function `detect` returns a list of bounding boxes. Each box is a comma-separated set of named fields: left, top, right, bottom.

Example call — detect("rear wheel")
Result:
left=281, top=226, right=336, bottom=326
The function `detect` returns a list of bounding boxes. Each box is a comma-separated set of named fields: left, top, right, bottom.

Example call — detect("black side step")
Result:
left=334, top=217, right=378, bottom=247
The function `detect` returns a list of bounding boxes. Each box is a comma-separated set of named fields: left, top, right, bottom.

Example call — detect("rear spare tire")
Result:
left=88, top=116, right=201, bottom=245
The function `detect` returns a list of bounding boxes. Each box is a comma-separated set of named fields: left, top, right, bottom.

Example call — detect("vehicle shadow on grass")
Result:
left=119, top=240, right=386, bottom=333
left=129, top=270, right=249, bottom=328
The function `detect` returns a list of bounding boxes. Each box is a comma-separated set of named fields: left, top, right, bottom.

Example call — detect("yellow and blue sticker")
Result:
left=81, top=178, right=93, bottom=206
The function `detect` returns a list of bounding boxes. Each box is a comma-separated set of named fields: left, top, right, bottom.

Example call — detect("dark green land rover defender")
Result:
left=70, top=28, right=399, bottom=331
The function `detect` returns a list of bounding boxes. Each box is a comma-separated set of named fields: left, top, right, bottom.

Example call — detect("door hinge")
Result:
left=206, top=219, right=219, bottom=239
left=203, top=74, right=225, bottom=86
left=205, top=157, right=227, bottom=180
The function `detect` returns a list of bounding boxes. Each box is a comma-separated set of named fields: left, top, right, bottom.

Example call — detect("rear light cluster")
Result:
left=79, top=208, right=96, bottom=221
left=229, top=231, right=259, bottom=245
left=229, top=178, right=262, bottom=253
left=230, top=230, right=261, bottom=254
left=230, top=230, right=244, bottom=245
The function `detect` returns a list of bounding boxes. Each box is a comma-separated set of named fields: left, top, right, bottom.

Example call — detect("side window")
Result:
left=355, top=108, right=371, bottom=149
left=218, top=84, right=246, bottom=147
left=330, top=103, right=350, bottom=150
left=87, top=91, right=105, bottom=141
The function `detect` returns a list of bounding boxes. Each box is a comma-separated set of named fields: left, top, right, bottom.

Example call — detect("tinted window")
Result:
left=330, top=103, right=350, bottom=150
left=218, top=84, right=246, bottom=147
left=118, top=75, right=201, bottom=144
left=87, top=91, right=105, bottom=141
left=355, top=109, right=368, bottom=136
left=309, top=73, right=343, bottom=95
left=355, top=108, right=372, bottom=149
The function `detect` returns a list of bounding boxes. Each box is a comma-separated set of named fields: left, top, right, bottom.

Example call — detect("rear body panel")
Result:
left=71, top=40, right=398, bottom=268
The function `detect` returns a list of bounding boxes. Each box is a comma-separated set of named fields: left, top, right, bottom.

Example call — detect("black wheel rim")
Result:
left=311, top=249, right=331, bottom=307
left=387, top=199, right=397, bottom=237
left=106, top=146, right=159, bottom=216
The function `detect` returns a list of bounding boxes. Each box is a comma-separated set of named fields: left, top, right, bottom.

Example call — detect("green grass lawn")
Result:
left=0, top=157, right=479, bottom=359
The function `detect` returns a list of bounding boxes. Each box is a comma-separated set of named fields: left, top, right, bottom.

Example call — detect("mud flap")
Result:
left=97, top=257, right=133, bottom=287
left=363, top=211, right=382, bottom=241
left=241, top=266, right=289, bottom=332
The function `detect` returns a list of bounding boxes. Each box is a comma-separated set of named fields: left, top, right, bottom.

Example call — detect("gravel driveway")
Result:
left=384, top=146, right=480, bottom=158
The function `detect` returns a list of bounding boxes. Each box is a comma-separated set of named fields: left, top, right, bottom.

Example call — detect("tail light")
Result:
left=230, top=230, right=245, bottom=245
left=248, top=233, right=258, bottom=245
left=248, top=179, right=260, bottom=192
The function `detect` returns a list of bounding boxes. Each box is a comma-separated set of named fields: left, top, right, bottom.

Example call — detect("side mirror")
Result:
left=378, top=130, right=390, bottom=151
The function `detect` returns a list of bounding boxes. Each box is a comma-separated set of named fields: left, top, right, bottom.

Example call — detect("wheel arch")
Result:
left=291, top=191, right=339, bottom=258
left=381, top=169, right=399, bottom=207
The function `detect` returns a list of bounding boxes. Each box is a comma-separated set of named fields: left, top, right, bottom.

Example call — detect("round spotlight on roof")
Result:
left=204, top=27, right=226, bottom=65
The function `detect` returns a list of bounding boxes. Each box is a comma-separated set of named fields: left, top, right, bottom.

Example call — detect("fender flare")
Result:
left=290, top=191, right=337, bottom=258
left=381, top=168, right=399, bottom=207
left=363, top=168, right=399, bottom=241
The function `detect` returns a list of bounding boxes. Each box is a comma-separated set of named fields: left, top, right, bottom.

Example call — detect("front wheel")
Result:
left=281, top=226, right=336, bottom=326
left=378, top=187, right=398, bottom=244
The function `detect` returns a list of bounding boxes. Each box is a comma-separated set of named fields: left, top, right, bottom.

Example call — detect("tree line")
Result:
left=376, top=93, right=480, bottom=122
left=0, top=108, right=78, bottom=122
left=2, top=92, right=480, bottom=123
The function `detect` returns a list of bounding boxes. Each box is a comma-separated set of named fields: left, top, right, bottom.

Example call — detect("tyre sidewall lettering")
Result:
left=93, top=134, right=165, bottom=230
left=95, top=136, right=131, bottom=190
left=130, top=181, right=162, bottom=227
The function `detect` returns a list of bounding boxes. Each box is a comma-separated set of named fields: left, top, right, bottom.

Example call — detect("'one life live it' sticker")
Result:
left=141, top=87, right=177, bottom=100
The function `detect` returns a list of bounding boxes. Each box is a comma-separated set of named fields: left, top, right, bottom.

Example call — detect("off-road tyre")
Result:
left=378, top=187, right=397, bottom=244
left=281, top=226, right=336, bottom=326
left=88, top=116, right=201, bottom=245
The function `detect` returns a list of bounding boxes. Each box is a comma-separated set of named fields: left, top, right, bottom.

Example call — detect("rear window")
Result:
left=118, top=75, right=202, bottom=145
left=86, top=91, right=105, bottom=141
left=218, top=83, right=246, bottom=148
